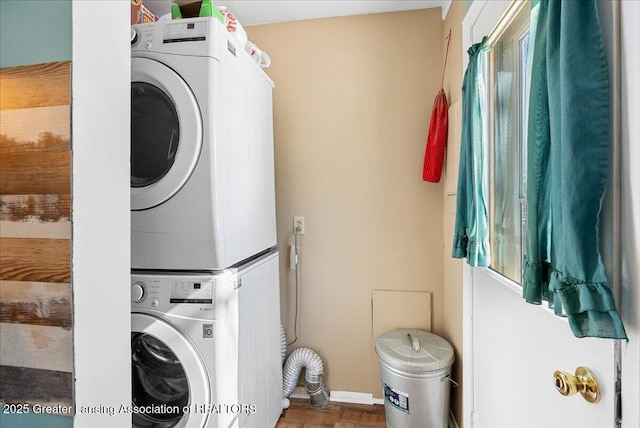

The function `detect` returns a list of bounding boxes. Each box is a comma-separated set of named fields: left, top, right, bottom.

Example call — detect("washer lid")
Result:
left=375, top=329, right=454, bottom=373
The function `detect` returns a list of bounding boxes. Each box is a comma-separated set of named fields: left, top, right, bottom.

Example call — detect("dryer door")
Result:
left=131, top=57, right=203, bottom=211
left=131, top=312, right=210, bottom=428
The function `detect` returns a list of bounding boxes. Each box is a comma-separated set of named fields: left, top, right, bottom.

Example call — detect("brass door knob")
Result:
left=553, top=366, right=600, bottom=403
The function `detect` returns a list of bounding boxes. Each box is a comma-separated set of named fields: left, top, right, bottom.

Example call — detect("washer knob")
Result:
left=131, top=282, right=146, bottom=303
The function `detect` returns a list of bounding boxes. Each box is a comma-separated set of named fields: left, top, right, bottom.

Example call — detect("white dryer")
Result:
left=131, top=250, right=283, bottom=428
left=130, top=18, right=276, bottom=270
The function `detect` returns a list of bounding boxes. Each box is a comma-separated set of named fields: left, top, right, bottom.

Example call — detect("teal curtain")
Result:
left=523, top=0, right=627, bottom=339
left=452, top=40, right=491, bottom=267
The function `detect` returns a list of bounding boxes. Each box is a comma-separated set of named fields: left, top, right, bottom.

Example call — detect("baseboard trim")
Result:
left=329, top=390, right=384, bottom=405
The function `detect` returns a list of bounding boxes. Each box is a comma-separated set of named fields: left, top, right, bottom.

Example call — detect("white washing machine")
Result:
left=131, top=269, right=239, bottom=428
left=130, top=18, right=276, bottom=270
left=131, top=250, right=283, bottom=428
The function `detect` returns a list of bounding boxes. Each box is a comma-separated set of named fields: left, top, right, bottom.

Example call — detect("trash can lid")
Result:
left=375, top=329, right=454, bottom=373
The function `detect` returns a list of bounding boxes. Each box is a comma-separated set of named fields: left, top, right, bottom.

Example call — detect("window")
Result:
left=488, top=2, right=530, bottom=283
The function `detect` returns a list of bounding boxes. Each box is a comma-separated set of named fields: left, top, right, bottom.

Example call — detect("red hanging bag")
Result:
left=422, top=31, right=451, bottom=183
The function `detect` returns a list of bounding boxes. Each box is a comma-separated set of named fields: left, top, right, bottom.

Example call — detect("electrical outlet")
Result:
left=293, top=216, right=305, bottom=234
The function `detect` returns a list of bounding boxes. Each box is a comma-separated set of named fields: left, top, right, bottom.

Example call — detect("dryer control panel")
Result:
left=131, top=17, right=226, bottom=59
left=163, top=21, right=207, bottom=44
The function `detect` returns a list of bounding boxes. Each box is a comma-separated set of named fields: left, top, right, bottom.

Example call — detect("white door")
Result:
left=461, top=1, right=630, bottom=427
left=467, top=267, right=617, bottom=427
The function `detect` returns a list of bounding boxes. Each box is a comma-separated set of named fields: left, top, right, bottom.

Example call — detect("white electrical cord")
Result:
left=287, top=229, right=300, bottom=346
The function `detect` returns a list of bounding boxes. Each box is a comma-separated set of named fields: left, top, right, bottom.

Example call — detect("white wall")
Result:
left=246, top=10, right=445, bottom=396
left=72, top=1, right=131, bottom=427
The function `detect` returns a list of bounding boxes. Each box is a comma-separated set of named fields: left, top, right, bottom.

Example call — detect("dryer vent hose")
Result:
left=280, top=323, right=287, bottom=364
left=280, top=325, right=329, bottom=409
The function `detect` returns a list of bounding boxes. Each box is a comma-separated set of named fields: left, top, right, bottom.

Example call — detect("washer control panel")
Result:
left=131, top=279, right=213, bottom=305
left=170, top=280, right=213, bottom=304
left=131, top=271, right=238, bottom=320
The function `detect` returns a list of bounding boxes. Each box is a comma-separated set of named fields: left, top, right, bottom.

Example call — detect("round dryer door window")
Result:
left=131, top=57, right=203, bottom=211
left=131, top=313, right=210, bottom=428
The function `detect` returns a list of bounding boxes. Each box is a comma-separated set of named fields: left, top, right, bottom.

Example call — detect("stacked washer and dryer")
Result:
left=130, top=17, right=283, bottom=428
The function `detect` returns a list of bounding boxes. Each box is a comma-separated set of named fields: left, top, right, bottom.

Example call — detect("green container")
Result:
left=171, top=0, right=223, bottom=22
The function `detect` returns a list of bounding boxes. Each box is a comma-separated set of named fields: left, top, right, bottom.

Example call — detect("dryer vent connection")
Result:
left=283, top=348, right=329, bottom=409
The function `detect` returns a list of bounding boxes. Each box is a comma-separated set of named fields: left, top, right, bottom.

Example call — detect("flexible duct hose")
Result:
left=280, top=324, right=291, bottom=409
left=282, top=347, right=329, bottom=408
left=280, top=323, right=287, bottom=364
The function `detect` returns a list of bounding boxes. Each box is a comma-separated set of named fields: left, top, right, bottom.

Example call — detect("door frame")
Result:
left=618, top=2, right=640, bottom=425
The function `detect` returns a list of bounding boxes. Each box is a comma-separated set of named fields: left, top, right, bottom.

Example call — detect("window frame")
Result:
left=486, top=4, right=531, bottom=285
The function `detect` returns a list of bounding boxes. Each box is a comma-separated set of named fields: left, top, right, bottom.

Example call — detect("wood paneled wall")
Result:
left=0, top=61, right=73, bottom=412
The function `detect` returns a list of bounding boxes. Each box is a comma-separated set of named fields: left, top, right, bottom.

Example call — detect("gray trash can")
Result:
left=375, top=329, right=454, bottom=428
